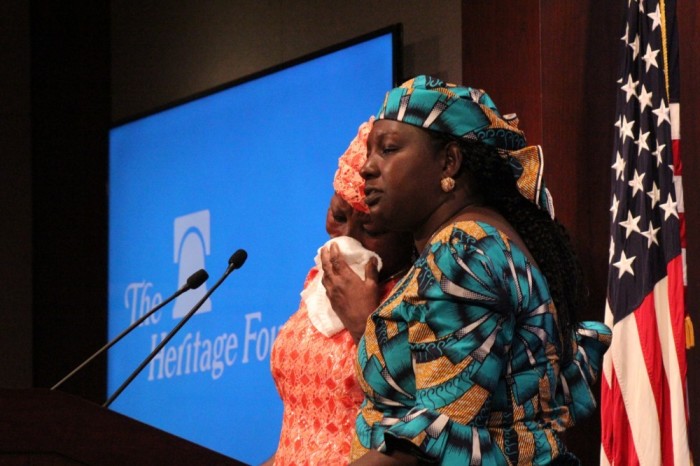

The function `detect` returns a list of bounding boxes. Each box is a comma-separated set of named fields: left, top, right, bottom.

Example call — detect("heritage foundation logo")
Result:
left=172, top=210, right=211, bottom=318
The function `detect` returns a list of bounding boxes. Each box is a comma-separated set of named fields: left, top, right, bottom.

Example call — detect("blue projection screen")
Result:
left=108, top=30, right=396, bottom=464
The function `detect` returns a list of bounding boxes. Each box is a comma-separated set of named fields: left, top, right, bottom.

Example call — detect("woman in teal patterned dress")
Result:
left=320, top=76, right=611, bottom=465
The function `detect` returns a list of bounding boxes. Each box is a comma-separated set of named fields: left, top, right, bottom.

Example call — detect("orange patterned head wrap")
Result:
left=332, top=117, right=374, bottom=213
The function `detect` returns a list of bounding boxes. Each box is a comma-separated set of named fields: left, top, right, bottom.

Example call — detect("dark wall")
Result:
left=464, top=1, right=620, bottom=300
left=110, top=1, right=462, bottom=122
left=464, top=0, right=619, bottom=310
left=0, top=0, right=32, bottom=388
left=30, top=1, right=110, bottom=402
left=678, top=1, right=700, bottom=457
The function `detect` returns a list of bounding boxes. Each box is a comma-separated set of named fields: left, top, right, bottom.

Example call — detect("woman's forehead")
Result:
left=370, top=119, right=428, bottom=140
left=330, top=193, right=352, bottom=211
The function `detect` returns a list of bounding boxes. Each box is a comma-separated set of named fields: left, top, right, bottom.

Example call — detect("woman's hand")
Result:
left=320, top=242, right=381, bottom=342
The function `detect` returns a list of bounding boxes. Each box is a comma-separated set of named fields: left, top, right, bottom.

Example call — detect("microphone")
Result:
left=51, top=268, right=209, bottom=391
left=103, top=249, right=248, bottom=408
left=228, top=248, right=248, bottom=271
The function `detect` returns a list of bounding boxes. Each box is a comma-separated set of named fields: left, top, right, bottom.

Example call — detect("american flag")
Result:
left=600, top=0, right=692, bottom=464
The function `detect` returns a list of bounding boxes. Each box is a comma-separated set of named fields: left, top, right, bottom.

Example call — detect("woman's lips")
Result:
left=364, top=188, right=381, bottom=206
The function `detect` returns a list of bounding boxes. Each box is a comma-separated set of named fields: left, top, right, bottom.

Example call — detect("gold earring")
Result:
left=441, top=177, right=455, bottom=193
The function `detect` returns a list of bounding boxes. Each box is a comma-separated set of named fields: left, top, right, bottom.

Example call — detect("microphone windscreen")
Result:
left=186, top=269, right=209, bottom=289
left=229, top=249, right=248, bottom=270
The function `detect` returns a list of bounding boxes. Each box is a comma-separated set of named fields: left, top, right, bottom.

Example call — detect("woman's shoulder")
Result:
left=429, top=209, right=537, bottom=267
left=424, top=219, right=514, bottom=277
left=430, top=218, right=509, bottom=248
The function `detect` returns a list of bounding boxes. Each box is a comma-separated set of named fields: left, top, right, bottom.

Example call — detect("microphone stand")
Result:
left=51, top=269, right=208, bottom=391
left=103, top=251, right=246, bottom=408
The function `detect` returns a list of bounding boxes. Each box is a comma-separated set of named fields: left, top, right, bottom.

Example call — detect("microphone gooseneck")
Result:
left=51, top=268, right=209, bottom=391
left=103, top=251, right=246, bottom=408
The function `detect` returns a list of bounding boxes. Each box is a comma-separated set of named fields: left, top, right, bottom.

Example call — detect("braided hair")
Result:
left=432, top=134, right=585, bottom=363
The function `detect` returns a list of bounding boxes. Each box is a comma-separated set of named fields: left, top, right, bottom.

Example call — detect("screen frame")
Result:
left=111, top=24, right=403, bottom=129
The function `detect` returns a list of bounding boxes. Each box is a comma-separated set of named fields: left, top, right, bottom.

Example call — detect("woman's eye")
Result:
left=382, top=145, right=397, bottom=154
left=333, top=214, right=347, bottom=223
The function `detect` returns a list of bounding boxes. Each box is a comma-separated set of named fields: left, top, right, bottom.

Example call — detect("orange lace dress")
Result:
left=270, top=268, right=397, bottom=465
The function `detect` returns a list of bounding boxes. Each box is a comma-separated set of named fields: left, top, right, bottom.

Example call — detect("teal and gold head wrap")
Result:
left=376, top=75, right=554, bottom=218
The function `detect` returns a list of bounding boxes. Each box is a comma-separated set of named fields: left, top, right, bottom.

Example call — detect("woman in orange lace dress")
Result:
left=264, top=119, right=415, bottom=466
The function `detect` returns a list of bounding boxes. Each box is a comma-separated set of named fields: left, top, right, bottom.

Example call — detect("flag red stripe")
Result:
left=672, top=140, right=682, bottom=175
left=634, top=291, right=674, bottom=464
left=672, top=138, right=687, bottom=253
left=600, top=373, right=613, bottom=461
left=601, top=368, right=641, bottom=465
left=667, top=255, right=688, bottom=386
left=679, top=213, right=687, bottom=248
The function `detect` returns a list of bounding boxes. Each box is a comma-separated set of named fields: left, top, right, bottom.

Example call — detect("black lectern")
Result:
left=0, top=388, right=248, bottom=465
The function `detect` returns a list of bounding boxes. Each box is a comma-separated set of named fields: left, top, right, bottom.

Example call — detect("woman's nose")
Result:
left=360, top=154, right=377, bottom=180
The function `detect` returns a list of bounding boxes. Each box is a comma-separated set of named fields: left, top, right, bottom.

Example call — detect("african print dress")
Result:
left=351, top=221, right=611, bottom=465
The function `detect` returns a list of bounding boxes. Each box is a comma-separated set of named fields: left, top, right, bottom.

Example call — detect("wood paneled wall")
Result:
left=679, top=1, right=699, bottom=459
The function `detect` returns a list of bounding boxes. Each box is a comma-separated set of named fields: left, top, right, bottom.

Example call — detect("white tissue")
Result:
left=302, top=236, right=382, bottom=337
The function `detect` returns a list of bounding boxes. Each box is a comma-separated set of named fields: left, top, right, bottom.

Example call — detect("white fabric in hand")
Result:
left=302, top=236, right=382, bottom=337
